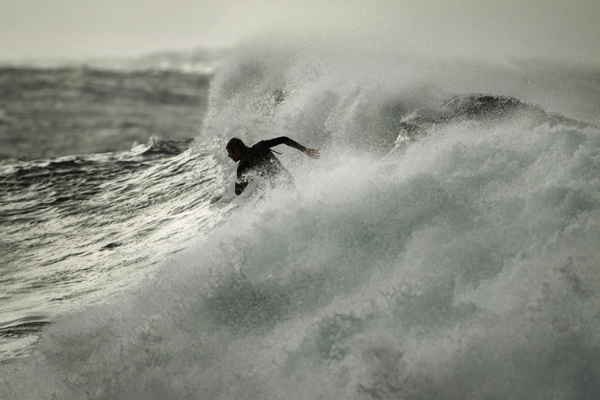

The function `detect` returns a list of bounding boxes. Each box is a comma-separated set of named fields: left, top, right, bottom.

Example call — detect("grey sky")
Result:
left=1, top=0, right=599, bottom=62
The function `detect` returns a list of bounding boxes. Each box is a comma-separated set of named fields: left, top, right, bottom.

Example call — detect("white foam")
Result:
left=4, top=39, right=600, bottom=399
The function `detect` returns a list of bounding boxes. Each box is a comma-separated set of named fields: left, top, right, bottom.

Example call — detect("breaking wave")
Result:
left=2, top=39, right=600, bottom=399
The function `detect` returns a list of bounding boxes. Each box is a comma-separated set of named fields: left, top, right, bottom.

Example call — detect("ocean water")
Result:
left=0, top=67, right=210, bottom=160
left=2, top=39, right=600, bottom=399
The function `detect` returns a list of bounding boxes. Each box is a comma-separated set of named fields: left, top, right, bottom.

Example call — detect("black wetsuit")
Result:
left=235, top=136, right=306, bottom=195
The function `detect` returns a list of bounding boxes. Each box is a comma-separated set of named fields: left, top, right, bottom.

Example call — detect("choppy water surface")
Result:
left=0, top=138, right=232, bottom=359
left=2, top=39, right=600, bottom=399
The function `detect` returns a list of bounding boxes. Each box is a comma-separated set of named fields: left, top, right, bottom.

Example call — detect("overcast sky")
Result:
left=1, top=0, right=599, bottom=62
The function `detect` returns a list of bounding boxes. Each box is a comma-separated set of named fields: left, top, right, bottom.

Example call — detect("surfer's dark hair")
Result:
left=226, top=137, right=247, bottom=152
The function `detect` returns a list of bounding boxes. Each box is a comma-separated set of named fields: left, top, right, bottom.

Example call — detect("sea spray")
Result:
left=4, top=112, right=600, bottom=399
left=3, top=39, right=600, bottom=399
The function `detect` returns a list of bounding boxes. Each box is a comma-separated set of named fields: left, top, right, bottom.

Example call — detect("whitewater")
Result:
left=2, top=38, right=600, bottom=399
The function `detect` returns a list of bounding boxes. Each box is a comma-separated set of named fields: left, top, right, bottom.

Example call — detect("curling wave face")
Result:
left=2, top=42, right=600, bottom=399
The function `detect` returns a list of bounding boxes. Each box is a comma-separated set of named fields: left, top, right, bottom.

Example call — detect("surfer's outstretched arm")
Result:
left=258, top=136, right=320, bottom=158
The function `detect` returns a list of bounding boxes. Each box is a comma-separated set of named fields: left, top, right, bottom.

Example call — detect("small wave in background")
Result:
left=0, top=66, right=211, bottom=160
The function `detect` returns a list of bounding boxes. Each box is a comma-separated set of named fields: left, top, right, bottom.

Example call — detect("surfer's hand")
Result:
left=304, top=148, right=321, bottom=159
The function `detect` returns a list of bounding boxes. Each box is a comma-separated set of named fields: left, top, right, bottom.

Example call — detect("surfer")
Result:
left=226, top=136, right=320, bottom=195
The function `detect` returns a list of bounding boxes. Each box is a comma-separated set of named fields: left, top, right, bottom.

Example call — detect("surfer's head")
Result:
left=226, top=137, right=247, bottom=162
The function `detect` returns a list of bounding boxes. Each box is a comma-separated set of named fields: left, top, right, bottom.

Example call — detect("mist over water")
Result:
left=3, top=31, right=600, bottom=399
